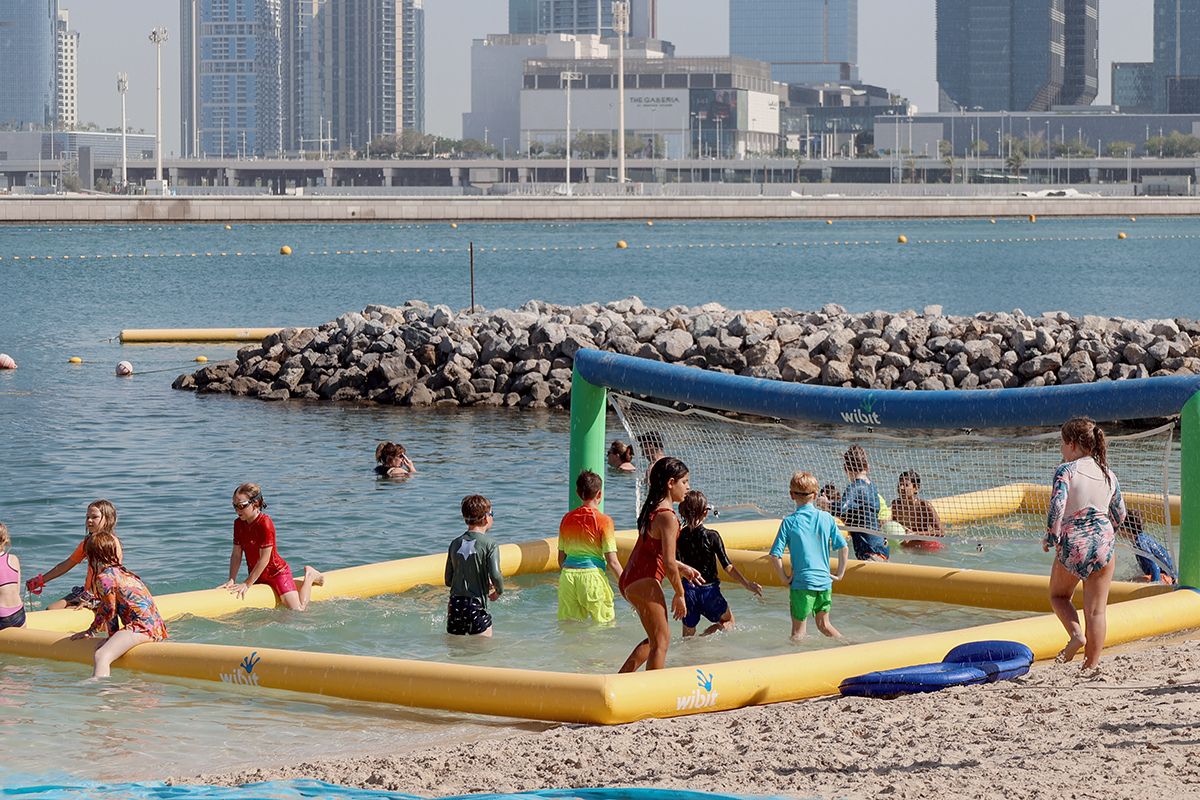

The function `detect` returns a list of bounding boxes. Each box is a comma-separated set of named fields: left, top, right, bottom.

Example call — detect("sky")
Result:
left=72, top=1, right=1154, bottom=155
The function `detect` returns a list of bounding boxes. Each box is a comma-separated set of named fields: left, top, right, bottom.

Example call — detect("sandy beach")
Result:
left=192, top=635, right=1200, bottom=799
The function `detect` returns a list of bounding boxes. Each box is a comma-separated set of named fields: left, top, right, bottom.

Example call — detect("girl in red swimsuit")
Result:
left=618, top=456, right=702, bottom=673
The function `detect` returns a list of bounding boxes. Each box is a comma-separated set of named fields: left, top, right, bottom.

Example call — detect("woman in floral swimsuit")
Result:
left=1044, top=417, right=1126, bottom=672
left=70, top=531, right=168, bottom=678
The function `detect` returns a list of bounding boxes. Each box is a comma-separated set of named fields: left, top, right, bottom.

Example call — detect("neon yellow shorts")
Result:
left=558, top=568, right=615, bottom=624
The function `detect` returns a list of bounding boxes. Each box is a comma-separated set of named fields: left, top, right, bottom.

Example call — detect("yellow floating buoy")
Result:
left=646, top=220, right=654, bottom=227
left=826, top=219, right=833, bottom=225
left=1130, top=216, right=1137, bottom=222
left=989, top=219, right=996, bottom=224
left=616, top=240, right=628, bottom=249
left=68, top=356, right=82, bottom=364
left=224, top=224, right=232, bottom=231
left=279, top=245, right=292, bottom=256
left=897, top=234, right=908, bottom=244
left=450, top=223, right=458, bottom=229
left=194, top=355, right=208, bottom=363
left=1028, top=214, right=1037, bottom=223
left=1118, top=232, right=1128, bottom=240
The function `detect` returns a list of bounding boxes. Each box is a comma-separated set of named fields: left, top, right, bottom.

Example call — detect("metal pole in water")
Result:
left=469, top=241, right=476, bottom=313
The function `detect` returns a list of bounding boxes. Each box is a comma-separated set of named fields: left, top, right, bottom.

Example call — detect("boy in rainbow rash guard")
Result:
left=558, top=470, right=623, bottom=624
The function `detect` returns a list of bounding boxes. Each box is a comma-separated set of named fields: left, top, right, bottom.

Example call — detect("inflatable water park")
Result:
left=3, top=348, right=1199, bottom=723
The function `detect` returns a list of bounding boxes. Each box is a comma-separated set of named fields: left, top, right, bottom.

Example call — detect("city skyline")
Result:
left=66, top=0, right=1153, bottom=155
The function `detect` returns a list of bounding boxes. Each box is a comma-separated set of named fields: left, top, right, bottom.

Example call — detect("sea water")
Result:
left=0, top=217, right=1192, bottom=785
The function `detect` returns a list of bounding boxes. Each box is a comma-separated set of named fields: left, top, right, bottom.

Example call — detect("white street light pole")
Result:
left=613, top=0, right=629, bottom=185
left=149, top=27, right=169, bottom=183
left=117, top=73, right=128, bottom=188
left=562, top=70, right=582, bottom=196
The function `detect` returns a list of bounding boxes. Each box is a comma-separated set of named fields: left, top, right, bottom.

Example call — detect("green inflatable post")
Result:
left=568, top=366, right=608, bottom=512
left=1180, top=392, right=1200, bottom=587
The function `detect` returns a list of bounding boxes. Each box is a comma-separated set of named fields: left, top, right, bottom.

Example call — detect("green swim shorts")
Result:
left=789, top=588, right=832, bottom=620
left=558, top=567, right=615, bottom=624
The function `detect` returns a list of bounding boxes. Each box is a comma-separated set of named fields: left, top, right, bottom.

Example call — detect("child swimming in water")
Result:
left=218, top=483, right=324, bottom=611
left=70, top=531, right=167, bottom=678
left=607, top=441, right=636, bottom=473
left=891, top=470, right=945, bottom=551
left=375, top=442, right=416, bottom=478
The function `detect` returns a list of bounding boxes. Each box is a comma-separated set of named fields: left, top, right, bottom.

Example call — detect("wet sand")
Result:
left=192, top=635, right=1200, bottom=799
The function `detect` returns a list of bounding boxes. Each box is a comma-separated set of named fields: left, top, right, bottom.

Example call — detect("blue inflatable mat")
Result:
left=838, top=640, right=1034, bottom=698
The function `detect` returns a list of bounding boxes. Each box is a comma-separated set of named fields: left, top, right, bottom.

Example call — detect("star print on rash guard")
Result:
left=445, top=530, right=503, bottom=606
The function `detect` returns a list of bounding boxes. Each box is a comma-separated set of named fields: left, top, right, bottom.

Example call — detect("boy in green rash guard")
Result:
left=444, top=495, right=503, bottom=637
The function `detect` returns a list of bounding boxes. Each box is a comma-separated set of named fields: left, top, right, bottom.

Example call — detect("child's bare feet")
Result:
left=305, top=566, right=325, bottom=587
left=1055, top=634, right=1086, bottom=664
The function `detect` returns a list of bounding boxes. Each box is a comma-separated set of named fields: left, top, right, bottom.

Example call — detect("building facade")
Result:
left=184, top=0, right=424, bottom=157
left=936, top=0, right=1098, bottom=112
left=180, top=0, right=284, bottom=158
left=519, top=55, right=783, bottom=158
left=1153, top=0, right=1200, bottom=112
left=510, top=0, right=538, bottom=33
left=0, top=0, right=59, bottom=130
left=1113, top=62, right=1156, bottom=114
left=55, top=9, right=79, bottom=129
left=1062, top=0, right=1099, bottom=105
left=729, top=0, right=858, bottom=85
left=531, top=0, right=655, bottom=38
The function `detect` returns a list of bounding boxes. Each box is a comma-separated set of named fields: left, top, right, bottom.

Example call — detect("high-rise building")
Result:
left=180, top=0, right=284, bottom=158
left=936, top=0, right=1096, bottom=112
left=55, top=9, right=79, bottom=129
left=401, top=0, right=425, bottom=134
left=1153, top=0, right=1200, bottom=112
left=510, top=0, right=538, bottom=33
left=1062, top=0, right=1099, bottom=105
left=729, top=0, right=858, bottom=85
left=533, top=0, right=655, bottom=39
left=185, top=0, right=424, bottom=157
left=0, top=0, right=59, bottom=130
left=1112, top=62, right=1155, bottom=113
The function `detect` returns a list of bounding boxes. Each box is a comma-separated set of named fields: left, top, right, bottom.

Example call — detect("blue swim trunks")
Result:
left=682, top=582, right=729, bottom=628
left=850, top=531, right=889, bottom=561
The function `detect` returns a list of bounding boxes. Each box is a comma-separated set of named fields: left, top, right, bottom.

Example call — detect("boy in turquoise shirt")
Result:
left=769, top=471, right=848, bottom=640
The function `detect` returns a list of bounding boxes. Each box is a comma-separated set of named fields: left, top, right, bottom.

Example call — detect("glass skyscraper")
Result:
left=0, top=0, right=59, bottom=130
left=510, top=0, right=538, bottom=33
left=729, top=0, right=858, bottom=85
left=180, top=0, right=283, bottom=158
left=936, top=0, right=1097, bottom=112
left=1153, top=0, right=1200, bottom=112
left=530, top=0, right=655, bottom=39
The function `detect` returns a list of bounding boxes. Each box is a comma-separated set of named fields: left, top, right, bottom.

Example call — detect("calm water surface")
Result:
left=0, top=217, right=1191, bottom=785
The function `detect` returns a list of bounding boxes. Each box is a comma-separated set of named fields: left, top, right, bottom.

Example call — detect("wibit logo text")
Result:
left=840, top=394, right=881, bottom=425
left=220, top=651, right=262, bottom=686
left=677, top=669, right=719, bottom=710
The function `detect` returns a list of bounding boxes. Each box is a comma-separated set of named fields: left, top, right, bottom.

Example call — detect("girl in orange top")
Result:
left=26, top=500, right=120, bottom=610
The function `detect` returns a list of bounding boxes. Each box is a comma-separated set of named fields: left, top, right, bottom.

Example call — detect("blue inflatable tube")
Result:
left=839, top=640, right=1034, bottom=698
left=573, top=349, right=1200, bottom=429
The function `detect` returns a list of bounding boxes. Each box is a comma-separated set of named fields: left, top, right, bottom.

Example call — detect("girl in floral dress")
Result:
left=1044, top=417, right=1126, bottom=672
left=70, top=531, right=167, bottom=678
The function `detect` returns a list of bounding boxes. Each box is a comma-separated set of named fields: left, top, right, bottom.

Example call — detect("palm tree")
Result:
left=1006, top=151, right=1026, bottom=178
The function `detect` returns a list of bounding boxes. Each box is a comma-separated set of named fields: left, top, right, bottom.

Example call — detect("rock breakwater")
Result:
left=173, top=299, right=1200, bottom=408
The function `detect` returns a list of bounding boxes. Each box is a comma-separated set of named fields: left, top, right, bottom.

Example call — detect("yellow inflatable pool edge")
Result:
left=2, top=489, right=1189, bottom=726
left=119, top=327, right=285, bottom=344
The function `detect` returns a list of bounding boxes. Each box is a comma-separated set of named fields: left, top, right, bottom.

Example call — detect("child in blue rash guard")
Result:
left=676, top=490, right=762, bottom=637
left=1118, top=509, right=1176, bottom=585
left=838, top=445, right=888, bottom=561
left=770, top=471, right=848, bottom=640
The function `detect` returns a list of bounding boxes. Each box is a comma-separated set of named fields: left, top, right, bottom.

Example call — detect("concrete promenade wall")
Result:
left=2, top=195, right=1200, bottom=223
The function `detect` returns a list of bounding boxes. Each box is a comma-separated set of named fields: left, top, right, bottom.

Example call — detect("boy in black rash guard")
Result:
left=676, top=490, right=763, bottom=636
left=444, top=495, right=502, bottom=637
